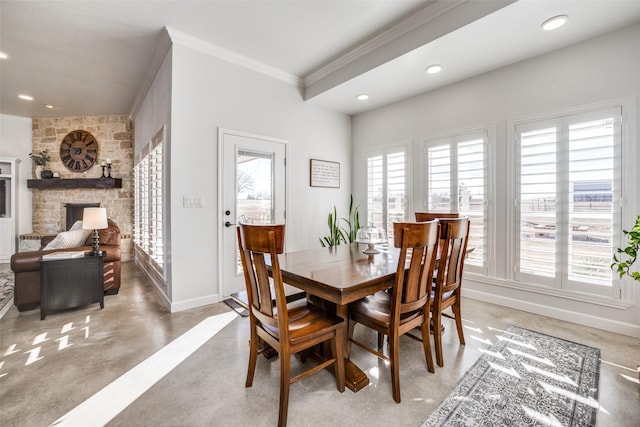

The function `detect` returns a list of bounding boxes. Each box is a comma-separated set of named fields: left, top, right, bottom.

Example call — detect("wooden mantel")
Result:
left=27, top=178, right=123, bottom=189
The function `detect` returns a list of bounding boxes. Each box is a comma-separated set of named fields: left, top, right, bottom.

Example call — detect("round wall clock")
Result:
left=60, top=130, right=99, bottom=172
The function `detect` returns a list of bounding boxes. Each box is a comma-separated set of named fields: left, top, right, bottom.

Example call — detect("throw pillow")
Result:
left=69, top=220, right=84, bottom=231
left=43, top=229, right=92, bottom=250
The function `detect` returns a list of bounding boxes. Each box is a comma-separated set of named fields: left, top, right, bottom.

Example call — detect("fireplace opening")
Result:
left=65, top=202, right=100, bottom=230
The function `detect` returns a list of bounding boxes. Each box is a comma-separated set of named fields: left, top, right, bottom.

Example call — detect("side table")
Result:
left=40, top=252, right=104, bottom=320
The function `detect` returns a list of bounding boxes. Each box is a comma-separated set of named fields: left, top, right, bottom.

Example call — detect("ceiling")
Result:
left=1, top=0, right=640, bottom=119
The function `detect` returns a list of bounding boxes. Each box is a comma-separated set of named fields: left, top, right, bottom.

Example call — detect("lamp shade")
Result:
left=82, top=207, right=108, bottom=230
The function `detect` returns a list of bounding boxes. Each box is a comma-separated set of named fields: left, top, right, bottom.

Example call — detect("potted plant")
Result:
left=319, top=195, right=361, bottom=247
left=29, top=149, right=51, bottom=179
left=611, top=214, right=640, bottom=380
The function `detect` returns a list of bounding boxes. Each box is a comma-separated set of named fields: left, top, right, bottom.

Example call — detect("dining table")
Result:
left=267, top=242, right=401, bottom=392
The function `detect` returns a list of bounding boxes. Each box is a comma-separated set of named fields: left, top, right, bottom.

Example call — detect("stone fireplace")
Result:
left=65, top=202, right=101, bottom=230
left=28, top=116, right=134, bottom=261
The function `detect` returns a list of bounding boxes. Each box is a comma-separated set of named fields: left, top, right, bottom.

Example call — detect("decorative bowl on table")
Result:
left=356, top=224, right=388, bottom=254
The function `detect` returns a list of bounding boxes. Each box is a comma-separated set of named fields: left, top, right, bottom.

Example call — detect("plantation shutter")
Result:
left=515, top=107, right=621, bottom=297
left=426, top=132, right=488, bottom=273
left=366, top=146, right=407, bottom=240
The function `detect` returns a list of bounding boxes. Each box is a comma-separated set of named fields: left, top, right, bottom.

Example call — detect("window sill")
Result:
left=464, top=272, right=634, bottom=310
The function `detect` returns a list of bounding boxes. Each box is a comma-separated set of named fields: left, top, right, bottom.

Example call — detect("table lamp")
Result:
left=356, top=223, right=388, bottom=254
left=82, top=207, right=108, bottom=256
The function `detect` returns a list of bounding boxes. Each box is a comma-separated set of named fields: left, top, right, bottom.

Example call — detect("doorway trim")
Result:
left=217, top=127, right=289, bottom=299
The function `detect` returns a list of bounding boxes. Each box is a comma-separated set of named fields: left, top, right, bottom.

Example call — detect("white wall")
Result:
left=163, top=41, right=351, bottom=311
left=0, top=114, right=33, bottom=235
left=352, top=23, right=640, bottom=336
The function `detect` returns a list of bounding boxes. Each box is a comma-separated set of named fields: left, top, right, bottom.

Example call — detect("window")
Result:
left=425, top=131, right=488, bottom=273
left=134, top=129, right=164, bottom=271
left=366, top=146, right=407, bottom=239
left=515, top=107, right=622, bottom=297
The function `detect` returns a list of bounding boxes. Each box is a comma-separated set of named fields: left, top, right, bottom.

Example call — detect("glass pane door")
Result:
left=237, top=150, right=274, bottom=226
left=220, top=128, right=286, bottom=297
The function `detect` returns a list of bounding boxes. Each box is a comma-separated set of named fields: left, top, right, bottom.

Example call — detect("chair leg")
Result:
left=389, top=332, right=401, bottom=403
left=420, top=319, right=435, bottom=373
left=246, top=326, right=259, bottom=387
left=433, top=312, right=444, bottom=367
left=278, top=352, right=291, bottom=427
left=377, top=332, right=385, bottom=349
left=453, top=299, right=465, bottom=345
left=299, top=348, right=308, bottom=363
left=333, top=326, right=346, bottom=393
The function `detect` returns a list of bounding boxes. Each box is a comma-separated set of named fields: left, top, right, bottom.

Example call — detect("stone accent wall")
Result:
left=30, top=116, right=134, bottom=261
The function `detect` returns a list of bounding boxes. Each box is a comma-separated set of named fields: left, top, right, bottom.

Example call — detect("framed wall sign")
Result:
left=310, top=159, right=340, bottom=188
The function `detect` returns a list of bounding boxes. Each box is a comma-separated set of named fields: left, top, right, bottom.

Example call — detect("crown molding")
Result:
left=303, top=0, right=465, bottom=87
left=165, top=27, right=302, bottom=87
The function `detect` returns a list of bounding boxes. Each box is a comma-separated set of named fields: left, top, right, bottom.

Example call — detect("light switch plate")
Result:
left=183, top=196, right=204, bottom=208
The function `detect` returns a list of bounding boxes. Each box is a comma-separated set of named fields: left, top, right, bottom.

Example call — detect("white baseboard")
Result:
left=143, top=271, right=220, bottom=313
left=134, top=258, right=221, bottom=313
left=143, top=274, right=220, bottom=314
left=170, top=294, right=221, bottom=313
left=464, top=288, right=640, bottom=339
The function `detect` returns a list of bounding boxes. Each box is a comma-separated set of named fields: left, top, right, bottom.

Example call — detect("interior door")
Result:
left=220, top=129, right=286, bottom=297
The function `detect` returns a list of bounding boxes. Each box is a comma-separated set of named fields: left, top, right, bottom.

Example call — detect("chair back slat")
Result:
left=253, top=252, right=274, bottom=316
left=391, top=221, right=439, bottom=319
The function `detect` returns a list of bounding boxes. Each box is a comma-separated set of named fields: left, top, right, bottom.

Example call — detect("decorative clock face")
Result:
left=60, top=130, right=98, bottom=172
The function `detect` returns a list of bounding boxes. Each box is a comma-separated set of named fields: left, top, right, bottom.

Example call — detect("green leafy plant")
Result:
left=340, top=194, right=361, bottom=244
left=319, top=195, right=361, bottom=247
left=611, top=215, right=640, bottom=282
left=29, top=149, right=51, bottom=166
left=319, top=206, right=344, bottom=247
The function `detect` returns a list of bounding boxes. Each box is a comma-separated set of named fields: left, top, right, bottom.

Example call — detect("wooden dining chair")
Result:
left=431, top=217, right=470, bottom=367
left=237, top=224, right=345, bottom=427
left=415, top=212, right=460, bottom=222
left=348, top=220, right=439, bottom=403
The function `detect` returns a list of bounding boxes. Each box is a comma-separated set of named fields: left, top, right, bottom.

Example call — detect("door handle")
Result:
left=224, top=221, right=235, bottom=227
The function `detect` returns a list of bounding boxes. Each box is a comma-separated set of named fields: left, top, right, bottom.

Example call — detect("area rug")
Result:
left=0, top=271, right=15, bottom=319
left=422, top=325, right=600, bottom=427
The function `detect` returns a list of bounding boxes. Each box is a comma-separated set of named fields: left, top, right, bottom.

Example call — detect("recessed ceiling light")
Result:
left=356, top=93, right=369, bottom=101
left=18, top=94, right=34, bottom=101
left=541, top=15, right=568, bottom=31
left=426, top=64, right=442, bottom=74
left=44, top=104, right=54, bottom=109
left=0, top=51, right=8, bottom=60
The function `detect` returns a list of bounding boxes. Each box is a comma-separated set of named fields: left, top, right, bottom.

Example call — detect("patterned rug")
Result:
left=0, top=271, right=15, bottom=319
left=422, top=325, right=600, bottom=427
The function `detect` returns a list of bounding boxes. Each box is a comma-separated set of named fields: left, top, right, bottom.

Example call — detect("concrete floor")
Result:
left=1, top=261, right=638, bottom=426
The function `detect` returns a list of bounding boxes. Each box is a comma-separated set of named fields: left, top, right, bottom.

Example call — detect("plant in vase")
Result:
left=610, top=214, right=640, bottom=380
left=29, top=149, right=51, bottom=179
